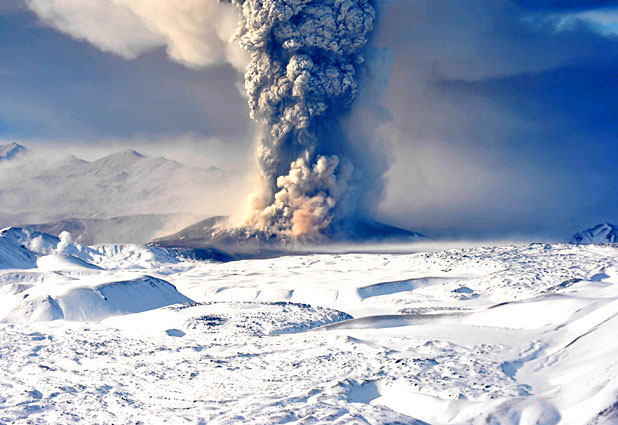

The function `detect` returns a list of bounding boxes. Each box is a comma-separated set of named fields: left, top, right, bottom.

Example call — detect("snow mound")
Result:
left=3, top=276, right=193, bottom=323
left=0, top=226, right=215, bottom=272
left=570, top=223, right=618, bottom=244
left=92, top=244, right=184, bottom=268
left=1, top=227, right=61, bottom=254
left=36, top=254, right=103, bottom=271
left=6, top=295, right=65, bottom=322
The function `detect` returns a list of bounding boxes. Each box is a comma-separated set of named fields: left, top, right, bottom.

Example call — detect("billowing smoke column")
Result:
left=225, top=0, right=377, bottom=240
left=25, top=0, right=383, bottom=242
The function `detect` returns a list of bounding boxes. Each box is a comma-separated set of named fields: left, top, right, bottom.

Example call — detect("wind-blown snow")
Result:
left=1, top=229, right=618, bottom=424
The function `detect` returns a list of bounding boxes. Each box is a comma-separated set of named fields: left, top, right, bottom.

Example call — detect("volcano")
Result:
left=150, top=216, right=424, bottom=255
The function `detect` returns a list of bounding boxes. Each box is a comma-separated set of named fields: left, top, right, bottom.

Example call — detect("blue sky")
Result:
left=1, top=0, right=617, bottom=239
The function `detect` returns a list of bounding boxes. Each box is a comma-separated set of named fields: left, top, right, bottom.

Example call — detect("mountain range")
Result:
left=0, top=146, right=235, bottom=243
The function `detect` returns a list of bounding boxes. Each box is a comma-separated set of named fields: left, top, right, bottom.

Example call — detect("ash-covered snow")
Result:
left=1, top=230, right=618, bottom=424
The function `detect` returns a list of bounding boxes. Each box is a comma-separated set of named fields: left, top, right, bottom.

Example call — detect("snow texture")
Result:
left=1, top=229, right=618, bottom=423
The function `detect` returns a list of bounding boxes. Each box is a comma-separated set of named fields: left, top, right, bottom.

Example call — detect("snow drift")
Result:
left=3, top=275, right=192, bottom=323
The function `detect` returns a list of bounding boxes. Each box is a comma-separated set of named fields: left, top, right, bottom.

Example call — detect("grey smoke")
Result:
left=227, top=0, right=380, bottom=239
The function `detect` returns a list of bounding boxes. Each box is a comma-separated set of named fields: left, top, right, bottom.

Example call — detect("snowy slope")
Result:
left=0, top=232, right=38, bottom=269
left=1, top=226, right=63, bottom=254
left=571, top=223, right=618, bottom=244
left=0, top=232, right=618, bottom=424
left=0, top=227, right=102, bottom=260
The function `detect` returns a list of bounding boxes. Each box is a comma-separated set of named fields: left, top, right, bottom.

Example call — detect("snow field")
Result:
left=0, top=230, right=617, bottom=424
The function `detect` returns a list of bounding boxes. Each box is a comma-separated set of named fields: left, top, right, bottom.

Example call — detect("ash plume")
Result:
left=26, top=0, right=390, bottom=243
left=224, top=0, right=379, bottom=240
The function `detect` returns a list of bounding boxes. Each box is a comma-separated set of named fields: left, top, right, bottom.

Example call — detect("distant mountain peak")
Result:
left=105, top=149, right=145, bottom=159
left=56, top=154, right=89, bottom=166
left=0, top=142, right=29, bottom=162
left=121, top=149, right=144, bottom=157
left=92, top=149, right=147, bottom=167
left=570, top=223, right=618, bottom=245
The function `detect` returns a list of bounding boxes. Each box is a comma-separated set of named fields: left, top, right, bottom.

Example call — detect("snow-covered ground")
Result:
left=1, top=228, right=618, bottom=424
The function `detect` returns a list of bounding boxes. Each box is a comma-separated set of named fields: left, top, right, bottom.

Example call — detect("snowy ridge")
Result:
left=571, top=223, right=618, bottom=245
left=0, top=228, right=211, bottom=323
left=0, top=227, right=216, bottom=271
left=1, top=227, right=100, bottom=259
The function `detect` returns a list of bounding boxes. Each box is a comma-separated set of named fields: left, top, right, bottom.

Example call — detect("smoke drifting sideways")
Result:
left=26, top=0, right=395, bottom=243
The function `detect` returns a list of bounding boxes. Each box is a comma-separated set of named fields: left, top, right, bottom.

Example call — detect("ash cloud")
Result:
left=227, top=0, right=380, bottom=239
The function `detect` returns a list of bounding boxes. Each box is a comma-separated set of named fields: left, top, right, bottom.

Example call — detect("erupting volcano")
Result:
left=186, top=0, right=418, bottom=247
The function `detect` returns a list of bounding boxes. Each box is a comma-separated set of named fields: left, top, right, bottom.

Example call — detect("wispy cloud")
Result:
left=554, top=9, right=618, bottom=36
left=25, top=0, right=247, bottom=69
